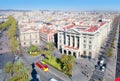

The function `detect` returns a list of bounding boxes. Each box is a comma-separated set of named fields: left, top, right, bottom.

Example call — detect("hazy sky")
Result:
left=0, top=0, right=120, bottom=11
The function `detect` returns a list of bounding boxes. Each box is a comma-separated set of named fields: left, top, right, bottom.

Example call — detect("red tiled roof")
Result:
left=85, top=26, right=98, bottom=32
left=79, top=22, right=83, bottom=24
left=40, top=28, right=56, bottom=34
left=85, top=22, right=105, bottom=32
left=63, top=24, right=75, bottom=30
left=64, top=46, right=79, bottom=50
left=22, top=27, right=38, bottom=32
left=100, top=22, right=105, bottom=26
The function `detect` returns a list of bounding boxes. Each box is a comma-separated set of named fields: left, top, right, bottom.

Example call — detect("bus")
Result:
left=36, top=61, right=48, bottom=72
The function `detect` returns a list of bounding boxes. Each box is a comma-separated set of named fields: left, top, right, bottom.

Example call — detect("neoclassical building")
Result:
left=19, top=27, right=40, bottom=47
left=57, top=21, right=112, bottom=59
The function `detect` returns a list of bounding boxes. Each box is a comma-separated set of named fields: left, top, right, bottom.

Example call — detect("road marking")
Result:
left=48, top=69, right=66, bottom=81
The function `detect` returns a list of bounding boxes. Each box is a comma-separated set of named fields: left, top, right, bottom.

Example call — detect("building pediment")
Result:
left=66, top=28, right=80, bottom=34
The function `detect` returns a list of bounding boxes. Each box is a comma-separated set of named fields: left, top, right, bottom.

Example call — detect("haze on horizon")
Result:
left=0, top=0, right=120, bottom=11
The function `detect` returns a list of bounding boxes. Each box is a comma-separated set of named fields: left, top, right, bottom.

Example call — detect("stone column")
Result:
left=79, top=36, right=81, bottom=49
left=70, top=35, right=73, bottom=47
left=66, top=50, right=68, bottom=55
left=66, top=35, right=68, bottom=46
left=76, top=52, right=78, bottom=58
left=71, top=51, right=73, bottom=56
left=74, top=36, right=77, bottom=48
left=62, top=48, right=64, bottom=54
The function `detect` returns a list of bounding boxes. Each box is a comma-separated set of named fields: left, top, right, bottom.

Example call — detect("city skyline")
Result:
left=0, top=0, right=120, bottom=11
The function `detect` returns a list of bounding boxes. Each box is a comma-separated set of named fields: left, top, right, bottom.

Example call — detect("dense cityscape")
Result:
left=1, top=0, right=120, bottom=81
left=0, top=10, right=120, bottom=81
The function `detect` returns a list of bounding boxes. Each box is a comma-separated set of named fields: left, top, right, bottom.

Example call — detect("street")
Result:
left=115, top=23, right=120, bottom=79
left=20, top=52, right=64, bottom=81
left=0, top=30, right=14, bottom=81
left=89, top=24, right=118, bottom=81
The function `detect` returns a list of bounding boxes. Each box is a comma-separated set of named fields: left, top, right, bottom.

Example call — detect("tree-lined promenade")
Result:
left=0, top=16, right=18, bottom=54
left=0, top=16, right=27, bottom=81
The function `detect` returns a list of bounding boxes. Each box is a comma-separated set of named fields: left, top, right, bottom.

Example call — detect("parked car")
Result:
left=48, top=77, right=58, bottom=81
left=100, top=66, right=106, bottom=72
left=15, top=56, right=19, bottom=61
left=0, top=48, right=2, bottom=50
left=36, top=61, right=48, bottom=72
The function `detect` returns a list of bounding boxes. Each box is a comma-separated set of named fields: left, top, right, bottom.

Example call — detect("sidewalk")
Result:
left=104, top=26, right=119, bottom=81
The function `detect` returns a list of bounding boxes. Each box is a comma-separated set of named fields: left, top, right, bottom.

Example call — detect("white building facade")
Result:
left=57, top=21, right=112, bottom=59
left=19, top=28, right=40, bottom=47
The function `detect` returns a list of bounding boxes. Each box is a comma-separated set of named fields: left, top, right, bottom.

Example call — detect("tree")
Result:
left=5, top=60, right=30, bottom=81
left=27, top=44, right=40, bottom=54
left=13, top=60, right=24, bottom=74
left=9, top=37, right=18, bottom=53
left=7, top=27, right=16, bottom=38
left=60, top=54, right=74, bottom=75
left=45, top=42, right=55, bottom=51
left=107, top=48, right=113, bottom=57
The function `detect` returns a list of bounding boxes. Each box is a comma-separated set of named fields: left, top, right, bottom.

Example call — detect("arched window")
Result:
left=68, top=51, right=71, bottom=55
left=73, top=52, right=76, bottom=58
left=89, top=52, right=92, bottom=56
left=64, top=50, right=66, bottom=54
left=83, top=51, right=86, bottom=55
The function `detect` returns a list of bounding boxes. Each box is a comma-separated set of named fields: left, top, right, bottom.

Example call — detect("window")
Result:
left=30, top=42, right=32, bottom=44
left=59, top=35, right=61, bottom=38
left=36, top=41, right=37, bottom=43
left=89, top=41, right=91, bottom=44
left=68, top=36, right=70, bottom=46
left=36, top=35, right=37, bottom=38
left=89, top=45, right=92, bottom=49
left=73, top=36, right=74, bottom=47
left=30, top=34, right=31, bottom=39
left=89, top=52, right=92, bottom=55
left=60, top=40, right=62, bottom=43
left=77, top=37, right=79, bottom=48
left=84, top=40, right=86, bottom=43
left=24, top=42, right=26, bottom=45
left=84, top=44, right=86, bottom=48
left=83, top=51, right=86, bottom=55
left=89, top=37, right=92, bottom=39
left=24, top=36, right=25, bottom=40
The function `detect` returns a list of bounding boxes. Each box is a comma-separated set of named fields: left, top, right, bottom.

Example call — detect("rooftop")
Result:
left=62, top=21, right=106, bottom=33
left=40, top=27, right=56, bottom=34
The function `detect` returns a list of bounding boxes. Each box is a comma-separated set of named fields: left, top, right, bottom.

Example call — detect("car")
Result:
left=36, top=61, right=48, bottom=72
left=48, top=77, right=58, bottom=81
left=100, top=66, right=106, bottom=72
left=0, top=48, right=2, bottom=50
left=100, top=59, right=104, bottom=65
left=15, top=56, right=19, bottom=61
left=98, top=57, right=105, bottom=66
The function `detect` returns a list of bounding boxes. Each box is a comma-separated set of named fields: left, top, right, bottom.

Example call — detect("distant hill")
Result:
left=0, top=9, right=31, bottom=12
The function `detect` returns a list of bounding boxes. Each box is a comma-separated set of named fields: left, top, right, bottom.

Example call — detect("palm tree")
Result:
left=20, top=67, right=30, bottom=80
left=5, top=62, right=14, bottom=77
left=13, top=60, right=24, bottom=74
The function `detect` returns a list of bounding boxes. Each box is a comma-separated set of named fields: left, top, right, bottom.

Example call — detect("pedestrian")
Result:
left=76, top=62, right=78, bottom=64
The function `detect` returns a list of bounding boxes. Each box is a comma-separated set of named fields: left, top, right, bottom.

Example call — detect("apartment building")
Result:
left=39, top=27, right=56, bottom=43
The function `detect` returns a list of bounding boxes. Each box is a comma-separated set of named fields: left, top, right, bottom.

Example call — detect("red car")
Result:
left=36, top=61, right=48, bottom=72
left=115, top=78, right=120, bottom=81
